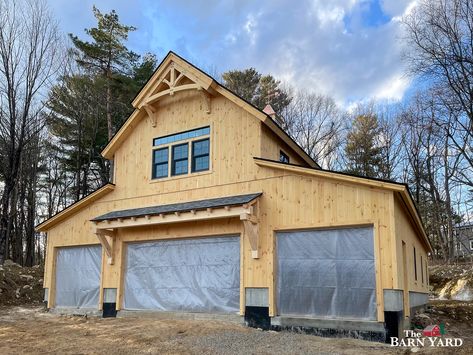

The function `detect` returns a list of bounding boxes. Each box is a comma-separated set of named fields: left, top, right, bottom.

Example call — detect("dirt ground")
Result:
left=0, top=304, right=472, bottom=355
left=0, top=261, right=44, bottom=307
left=1, top=263, right=473, bottom=354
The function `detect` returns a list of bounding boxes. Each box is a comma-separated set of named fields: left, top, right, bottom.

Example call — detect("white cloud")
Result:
left=375, top=74, right=411, bottom=101
left=381, top=0, right=416, bottom=18
left=47, top=0, right=418, bottom=107
left=194, top=0, right=417, bottom=106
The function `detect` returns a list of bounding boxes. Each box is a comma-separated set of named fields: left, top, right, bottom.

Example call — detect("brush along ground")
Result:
left=0, top=305, right=472, bottom=355
left=0, top=262, right=44, bottom=306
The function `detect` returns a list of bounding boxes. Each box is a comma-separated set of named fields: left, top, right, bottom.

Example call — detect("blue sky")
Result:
left=47, top=0, right=416, bottom=107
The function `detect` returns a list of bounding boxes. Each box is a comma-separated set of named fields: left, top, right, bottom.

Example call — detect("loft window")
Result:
left=151, top=126, right=210, bottom=180
left=414, top=247, right=417, bottom=281
left=152, top=147, right=169, bottom=179
left=171, top=143, right=188, bottom=176
left=280, top=150, right=289, bottom=164
left=192, top=139, right=210, bottom=172
left=153, top=126, right=210, bottom=146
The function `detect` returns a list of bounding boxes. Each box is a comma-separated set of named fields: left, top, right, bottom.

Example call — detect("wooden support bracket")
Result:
left=94, top=228, right=116, bottom=265
left=240, top=201, right=260, bottom=259
left=197, top=87, right=211, bottom=114
left=143, top=104, right=157, bottom=127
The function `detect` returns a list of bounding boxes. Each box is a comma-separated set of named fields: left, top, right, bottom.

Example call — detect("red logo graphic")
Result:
left=423, top=325, right=441, bottom=337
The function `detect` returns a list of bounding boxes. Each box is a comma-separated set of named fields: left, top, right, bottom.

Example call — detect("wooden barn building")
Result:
left=37, top=52, right=432, bottom=340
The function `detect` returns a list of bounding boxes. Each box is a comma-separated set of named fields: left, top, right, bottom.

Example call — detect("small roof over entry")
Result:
left=91, top=193, right=261, bottom=222
left=92, top=193, right=262, bottom=264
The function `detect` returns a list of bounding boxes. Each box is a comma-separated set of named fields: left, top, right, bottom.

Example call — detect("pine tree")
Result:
left=222, top=69, right=291, bottom=113
left=344, top=114, right=384, bottom=178
left=60, top=7, right=157, bottom=184
left=222, top=68, right=260, bottom=103
left=46, top=74, right=108, bottom=199
left=69, top=6, right=139, bottom=141
left=45, top=5, right=157, bottom=201
left=46, top=54, right=157, bottom=201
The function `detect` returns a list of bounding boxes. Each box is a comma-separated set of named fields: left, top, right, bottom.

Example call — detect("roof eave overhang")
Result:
left=131, top=52, right=214, bottom=109
left=92, top=201, right=256, bottom=230
left=35, top=184, right=115, bottom=232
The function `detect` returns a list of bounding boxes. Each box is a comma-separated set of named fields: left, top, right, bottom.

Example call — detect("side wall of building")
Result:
left=393, top=195, right=429, bottom=317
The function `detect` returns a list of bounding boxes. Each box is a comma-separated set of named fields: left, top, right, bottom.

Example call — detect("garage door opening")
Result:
left=124, top=235, right=240, bottom=313
left=55, top=245, right=102, bottom=309
left=276, top=227, right=376, bottom=320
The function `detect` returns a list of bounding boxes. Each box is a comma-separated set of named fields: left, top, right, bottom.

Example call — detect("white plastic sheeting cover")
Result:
left=124, top=236, right=240, bottom=313
left=55, top=245, right=102, bottom=308
left=277, top=227, right=377, bottom=320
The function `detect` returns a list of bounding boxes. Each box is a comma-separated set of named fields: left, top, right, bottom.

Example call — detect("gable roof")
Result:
left=101, top=51, right=318, bottom=168
left=254, top=157, right=433, bottom=253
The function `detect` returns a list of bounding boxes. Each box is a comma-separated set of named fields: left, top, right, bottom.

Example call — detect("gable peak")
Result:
left=132, top=52, right=214, bottom=110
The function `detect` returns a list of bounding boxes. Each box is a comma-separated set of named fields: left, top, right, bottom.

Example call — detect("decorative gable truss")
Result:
left=139, top=61, right=214, bottom=127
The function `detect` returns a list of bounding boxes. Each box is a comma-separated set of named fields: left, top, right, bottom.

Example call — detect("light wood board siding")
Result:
left=393, top=194, right=429, bottom=318
left=44, top=171, right=398, bottom=322
left=41, top=88, right=428, bottom=323
left=260, top=124, right=307, bottom=166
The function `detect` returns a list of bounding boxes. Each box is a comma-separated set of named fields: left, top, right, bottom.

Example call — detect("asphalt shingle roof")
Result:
left=91, top=192, right=262, bottom=222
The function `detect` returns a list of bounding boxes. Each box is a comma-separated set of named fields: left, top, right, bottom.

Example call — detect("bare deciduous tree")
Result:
left=0, top=0, right=62, bottom=264
left=399, top=90, right=463, bottom=261
left=403, top=0, right=473, bottom=186
left=281, top=91, right=345, bottom=169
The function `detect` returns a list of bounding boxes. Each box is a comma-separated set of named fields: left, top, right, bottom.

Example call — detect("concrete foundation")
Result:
left=49, top=308, right=102, bottom=317
left=383, top=289, right=403, bottom=312
left=409, top=291, right=429, bottom=315
left=271, top=316, right=386, bottom=342
left=117, top=310, right=244, bottom=324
